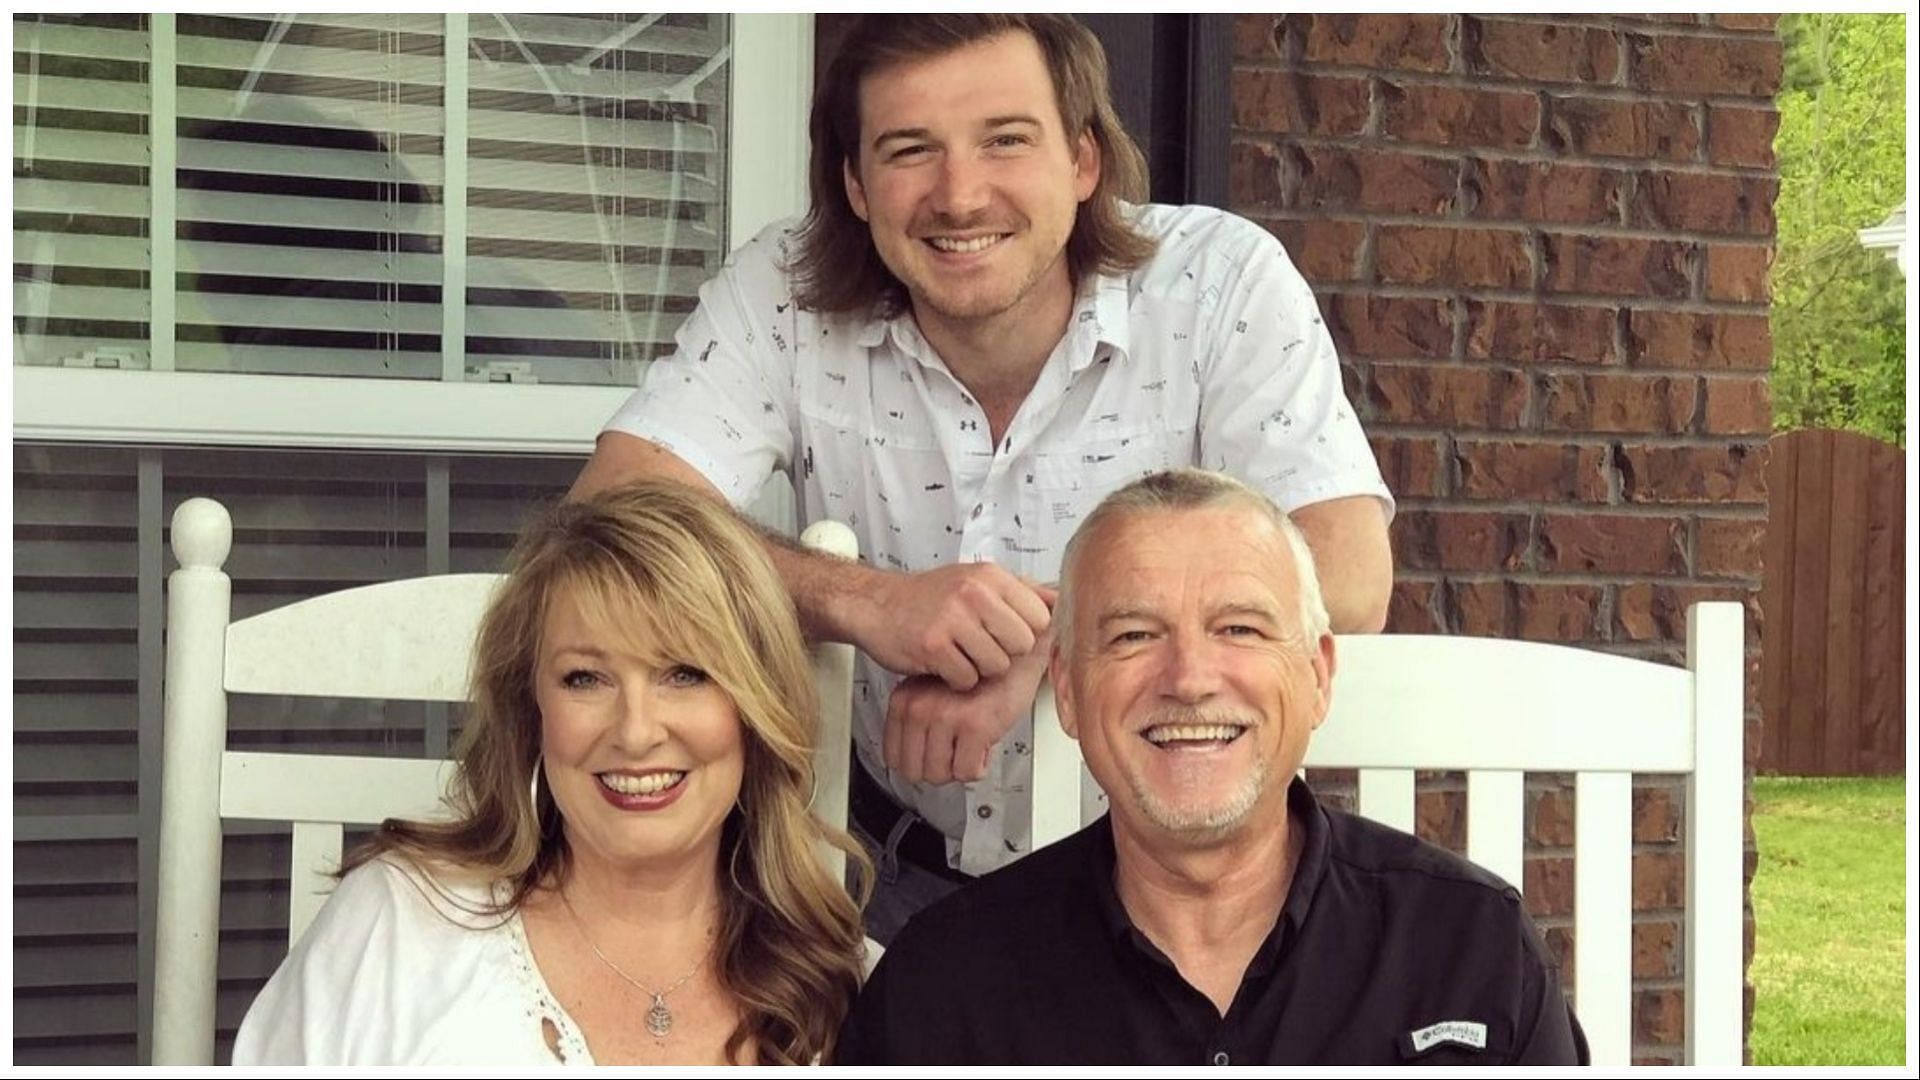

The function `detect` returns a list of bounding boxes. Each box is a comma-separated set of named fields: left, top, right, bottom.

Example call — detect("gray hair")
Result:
left=1054, top=468, right=1331, bottom=652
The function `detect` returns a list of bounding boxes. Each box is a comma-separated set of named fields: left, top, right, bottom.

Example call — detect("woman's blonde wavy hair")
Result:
left=344, top=481, right=870, bottom=1064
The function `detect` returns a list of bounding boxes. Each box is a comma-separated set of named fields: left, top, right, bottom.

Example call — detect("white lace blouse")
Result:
left=232, top=858, right=596, bottom=1065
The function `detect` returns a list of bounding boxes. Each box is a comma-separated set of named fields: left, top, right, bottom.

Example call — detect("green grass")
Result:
left=1749, top=776, right=1907, bottom=1065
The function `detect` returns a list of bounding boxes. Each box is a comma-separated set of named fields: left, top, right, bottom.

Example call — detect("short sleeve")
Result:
left=601, top=220, right=804, bottom=507
left=1195, top=221, right=1394, bottom=522
left=230, top=860, right=421, bottom=1065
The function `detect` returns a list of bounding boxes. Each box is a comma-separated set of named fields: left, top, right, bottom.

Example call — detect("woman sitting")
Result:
left=233, top=481, right=870, bottom=1065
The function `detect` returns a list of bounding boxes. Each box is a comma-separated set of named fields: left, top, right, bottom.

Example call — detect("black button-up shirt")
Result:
left=837, top=779, right=1588, bottom=1065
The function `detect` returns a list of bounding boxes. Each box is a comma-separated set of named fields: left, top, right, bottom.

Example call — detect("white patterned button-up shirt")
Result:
left=605, top=202, right=1393, bottom=875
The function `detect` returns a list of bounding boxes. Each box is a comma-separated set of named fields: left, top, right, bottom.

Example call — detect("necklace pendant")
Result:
left=646, top=996, right=674, bottom=1038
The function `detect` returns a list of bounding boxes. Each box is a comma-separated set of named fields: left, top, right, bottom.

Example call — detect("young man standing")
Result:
left=572, top=16, right=1393, bottom=940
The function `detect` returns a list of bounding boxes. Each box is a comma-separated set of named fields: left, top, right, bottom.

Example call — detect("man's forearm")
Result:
left=573, top=431, right=882, bottom=644
left=1314, top=542, right=1393, bottom=634
left=759, top=529, right=891, bottom=646
left=1290, top=495, right=1394, bottom=633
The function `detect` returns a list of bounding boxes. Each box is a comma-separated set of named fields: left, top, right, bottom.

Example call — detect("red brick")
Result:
left=1230, top=140, right=1286, bottom=209
left=1525, top=855, right=1574, bottom=917
left=1636, top=1054, right=1682, bottom=1067
left=1381, top=82, right=1540, bottom=149
left=1612, top=581, right=1675, bottom=643
left=1368, top=363, right=1527, bottom=429
left=1635, top=987, right=1686, bottom=1045
left=1316, top=783, right=1356, bottom=814
left=1515, top=582, right=1605, bottom=642
left=1635, top=785, right=1684, bottom=843
left=1465, top=18, right=1622, bottom=83
left=1628, top=32, right=1783, bottom=97
left=1634, top=919, right=1681, bottom=979
left=1393, top=510, right=1531, bottom=572
left=1617, top=583, right=1758, bottom=643
left=1540, top=513, right=1687, bottom=574
left=1541, top=372, right=1696, bottom=434
left=1697, top=515, right=1764, bottom=577
left=1545, top=95, right=1700, bottom=162
left=1704, top=243, right=1772, bottom=303
left=1233, top=13, right=1281, bottom=61
left=1338, top=354, right=1365, bottom=408
left=1289, top=146, right=1462, bottom=216
left=1451, top=579, right=1510, bottom=637
left=1715, top=14, right=1779, bottom=32
left=1387, top=579, right=1443, bottom=633
left=1287, top=13, right=1453, bottom=72
left=1375, top=225, right=1533, bottom=289
left=1626, top=311, right=1772, bottom=370
left=1618, top=443, right=1767, bottom=503
left=1265, top=218, right=1369, bottom=283
left=1702, top=376, right=1771, bottom=434
left=1632, top=171, right=1778, bottom=236
left=1232, top=70, right=1371, bottom=137
left=1468, top=159, right=1626, bottom=226
left=1529, top=785, right=1576, bottom=847
left=1417, top=787, right=1466, bottom=850
left=1466, top=300, right=1616, bottom=364
left=1543, top=925, right=1575, bottom=987
left=1454, top=440, right=1611, bottom=502
left=1708, top=105, right=1781, bottom=169
left=1370, top=434, right=1444, bottom=498
left=1634, top=850, right=1687, bottom=910
left=1542, top=233, right=1692, bottom=298
left=1326, top=294, right=1454, bottom=360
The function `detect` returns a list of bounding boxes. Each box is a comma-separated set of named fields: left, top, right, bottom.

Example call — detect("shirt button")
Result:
left=971, top=503, right=983, bottom=520
left=1211, top=1051, right=1230, bottom=1066
left=976, top=805, right=993, bottom=819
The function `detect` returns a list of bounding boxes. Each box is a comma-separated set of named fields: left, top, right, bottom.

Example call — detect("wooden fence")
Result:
left=1759, top=428, right=1906, bottom=776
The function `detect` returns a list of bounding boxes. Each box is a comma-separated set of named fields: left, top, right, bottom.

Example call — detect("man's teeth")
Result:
left=927, top=234, right=1005, bottom=253
left=599, top=771, right=685, bottom=796
left=1144, top=724, right=1246, bottom=745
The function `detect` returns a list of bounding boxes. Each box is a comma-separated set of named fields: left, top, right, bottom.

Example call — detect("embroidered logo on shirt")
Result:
left=1408, top=1020, right=1488, bottom=1053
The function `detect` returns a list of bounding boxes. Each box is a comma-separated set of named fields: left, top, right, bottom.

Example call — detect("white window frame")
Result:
left=12, top=13, right=813, bottom=456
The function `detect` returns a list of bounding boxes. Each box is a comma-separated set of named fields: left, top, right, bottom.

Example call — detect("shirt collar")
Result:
left=1256, top=777, right=1332, bottom=971
left=1087, top=776, right=1332, bottom=964
left=1082, top=269, right=1133, bottom=370
left=853, top=306, right=899, bottom=350
left=851, top=270, right=1135, bottom=369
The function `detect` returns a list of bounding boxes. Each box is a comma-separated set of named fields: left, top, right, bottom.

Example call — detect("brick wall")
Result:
left=1229, top=13, right=1780, bottom=1064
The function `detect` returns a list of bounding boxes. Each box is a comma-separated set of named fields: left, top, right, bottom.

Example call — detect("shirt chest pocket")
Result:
left=1018, top=425, right=1197, bottom=581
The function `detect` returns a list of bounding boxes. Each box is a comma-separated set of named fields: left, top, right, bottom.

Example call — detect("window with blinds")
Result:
left=14, top=11, right=730, bottom=386
left=11, top=10, right=769, bottom=1065
left=13, top=14, right=153, bottom=373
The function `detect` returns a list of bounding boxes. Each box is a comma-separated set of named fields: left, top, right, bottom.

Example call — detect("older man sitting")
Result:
left=835, top=468, right=1587, bottom=1065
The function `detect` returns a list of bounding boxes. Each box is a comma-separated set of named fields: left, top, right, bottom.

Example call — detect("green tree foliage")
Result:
left=1772, top=13, right=1907, bottom=446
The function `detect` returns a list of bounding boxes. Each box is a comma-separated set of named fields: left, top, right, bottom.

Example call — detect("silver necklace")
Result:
left=560, top=889, right=711, bottom=1039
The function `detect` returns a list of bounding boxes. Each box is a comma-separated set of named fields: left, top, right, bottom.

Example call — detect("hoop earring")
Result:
left=529, top=754, right=546, bottom=833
